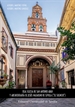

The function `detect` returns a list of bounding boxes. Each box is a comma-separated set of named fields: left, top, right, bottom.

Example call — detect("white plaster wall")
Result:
left=0, top=10, right=16, bottom=82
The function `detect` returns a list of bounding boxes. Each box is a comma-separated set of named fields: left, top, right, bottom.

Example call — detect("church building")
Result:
left=14, top=3, right=58, bottom=88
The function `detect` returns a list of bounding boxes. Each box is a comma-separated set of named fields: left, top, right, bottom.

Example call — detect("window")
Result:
left=26, top=41, right=28, bottom=45
left=68, top=69, right=75, bottom=85
left=10, top=46, right=13, bottom=58
left=0, top=57, right=5, bottom=72
left=53, top=43, right=55, bottom=47
left=31, top=24, right=36, bottom=31
left=45, top=42, right=49, bottom=47
left=37, top=42, right=41, bottom=46
left=2, top=58, right=5, bottom=73
left=29, top=41, right=33, bottom=46
left=9, top=69, right=13, bottom=82
left=39, top=25, right=43, bottom=32
left=1, top=28, right=8, bottom=53
left=36, top=12, right=39, bottom=18
left=0, top=56, right=7, bottom=77
left=34, top=42, right=36, bottom=46
left=42, top=42, right=44, bottom=46
left=50, top=43, right=52, bottom=47
left=20, top=41, right=25, bottom=45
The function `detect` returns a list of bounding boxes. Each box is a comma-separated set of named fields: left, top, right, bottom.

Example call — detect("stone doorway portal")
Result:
left=27, top=58, right=50, bottom=88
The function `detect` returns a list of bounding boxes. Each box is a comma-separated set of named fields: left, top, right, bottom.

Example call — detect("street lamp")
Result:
left=0, top=57, right=5, bottom=78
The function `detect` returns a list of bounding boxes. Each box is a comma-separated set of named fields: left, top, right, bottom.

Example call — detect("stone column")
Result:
left=36, top=25, right=39, bottom=32
left=44, top=25, right=46, bottom=32
left=51, top=73, right=53, bottom=85
left=16, top=69, right=18, bottom=88
left=52, top=74, right=54, bottom=86
left=25, top=69, right=27, bottom=89
left=50, top=71, right=52, bottom=81
left=28, top=24, right=31, bottom=31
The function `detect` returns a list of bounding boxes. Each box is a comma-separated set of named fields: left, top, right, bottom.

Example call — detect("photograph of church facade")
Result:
left=0, top=0, right=75, bottom=89
left=14, top=3, right=58, bottom=88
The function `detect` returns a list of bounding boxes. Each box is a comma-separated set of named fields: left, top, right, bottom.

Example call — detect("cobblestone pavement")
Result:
left=0, top=98, right=75, bottom=107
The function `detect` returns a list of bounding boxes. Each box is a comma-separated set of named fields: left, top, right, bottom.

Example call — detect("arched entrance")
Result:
left=16, top=55, right=54, bottom=89
left=27, top=57, right=50, bottom=88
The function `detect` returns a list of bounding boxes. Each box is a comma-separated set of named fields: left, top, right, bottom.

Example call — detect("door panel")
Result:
left=32, top=68, right=43, bottom=87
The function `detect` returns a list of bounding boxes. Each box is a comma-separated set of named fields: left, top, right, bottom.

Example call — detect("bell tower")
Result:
left=27, top=2, right=47, bottom=32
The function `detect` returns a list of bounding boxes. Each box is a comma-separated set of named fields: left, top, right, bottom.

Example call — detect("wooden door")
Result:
left=32, top=68, right=43, bottom=87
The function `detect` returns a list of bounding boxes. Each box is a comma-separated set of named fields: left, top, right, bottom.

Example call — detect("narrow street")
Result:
left=0, top=98, right=75, bottom=107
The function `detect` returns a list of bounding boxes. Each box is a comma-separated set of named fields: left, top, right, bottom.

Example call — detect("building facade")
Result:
left=56, top=0, right=75, bottom=88
left=0, top=4, right=17, bottom=88
left=14, top=3, right=58, bottom=88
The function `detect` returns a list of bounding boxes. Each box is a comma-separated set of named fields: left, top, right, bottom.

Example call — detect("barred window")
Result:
left=51, top=43, right=52, bottom=47
left=49, top=43, right=52, bottom=47
left=20, top=41, right=25, bottom=45
left=37, top=42, right=41, bottom=46
left=26, top=41, right=28, bottom=45
left=52, top=43, right=55, bottom=47
left=45, top=42, right=49, bottom=47
left=34, top=42, right=36, bottom=46
left=29, top=41, right=33, bottom=46
left=42, top=42, right=44, bottom=46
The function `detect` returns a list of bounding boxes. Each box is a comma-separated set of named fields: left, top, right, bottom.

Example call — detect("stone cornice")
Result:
left=28, top=17, right=47, bottom=21
left=18, top=48, right=56, bottom=52
left=14, top=35, right=57, bottom=41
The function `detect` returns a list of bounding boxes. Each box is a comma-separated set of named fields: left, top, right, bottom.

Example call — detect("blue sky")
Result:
left=0, top=0, right=65, bottom=34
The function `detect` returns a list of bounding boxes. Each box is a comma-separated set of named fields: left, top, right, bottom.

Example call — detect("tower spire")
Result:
left=28, top=2, right=47, bottom=32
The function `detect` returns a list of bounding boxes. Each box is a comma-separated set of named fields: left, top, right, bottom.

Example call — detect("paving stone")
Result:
left=0, top=98, right=75, bottom=107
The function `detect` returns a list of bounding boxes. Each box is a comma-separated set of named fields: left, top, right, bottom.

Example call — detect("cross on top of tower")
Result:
left=36, top=1, right=38, bottom=5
